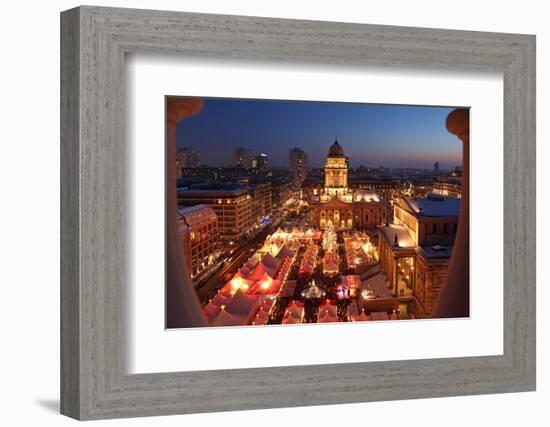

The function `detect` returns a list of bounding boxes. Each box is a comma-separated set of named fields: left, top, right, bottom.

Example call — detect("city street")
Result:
left=196, top=208, right=309, bottom=304
left=197, top=227, right=272, bottom=303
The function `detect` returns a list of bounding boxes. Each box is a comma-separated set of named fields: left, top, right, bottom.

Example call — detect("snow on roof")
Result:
left=405, top=196, right=460, bottom=217
left=417, top=245, right=453, bottom=259
left=362, top=272, right=392, bottom=299
left=178, top=204, right=217, bottom=226
left=379, top=224, right=415, bottom=248
left=353, top=189, right=381, bottom=202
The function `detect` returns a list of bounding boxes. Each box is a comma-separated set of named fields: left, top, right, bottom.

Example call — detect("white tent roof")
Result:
left=261, top=252, right=281, bottom=270
left=318, top=311, right=338, bottom=323
left=319, top=303, right=338, bottom=316
left=324, top=261, right=339, bottom=271
left=276, top=245, right=295, bottom=259
left=352, top=310, right=371, bottom=322
left=282, top=315, right=301, bottom=324
left=202, top=302, right=221, bottom=322
left=238, top=266, right=252, bottom=278
left=300, top=263, right=314, bottom=273
left=209, top=308, right=247, bottom=327
left=248, top=260, right=277, bottom=281
left=253, top=311, right=270, bottom=325
left=225, top=290, right=261, bottom=318
left=282, top=304, right=304, bottom=324
left=211, top=291, right=231, bottom=306
left=249, top=273, right=281, bottom=295
left=278, top=281, right=296, bottom=297
left=371, top=311, right=389, bottom=321
left=245, top=258, right=257, bottom=269
left=347, top=303, right=360, bottom=317
left=224, top=274, right=255, bottom=294
left=288, top=304, right=303, bottom=318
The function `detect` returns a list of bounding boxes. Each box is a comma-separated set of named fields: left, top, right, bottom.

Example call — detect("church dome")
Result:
left=328, top=139, right=345, bottom=157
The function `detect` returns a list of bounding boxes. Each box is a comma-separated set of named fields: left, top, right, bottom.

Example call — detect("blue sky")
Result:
left=174, top=97, right=463, bottom=169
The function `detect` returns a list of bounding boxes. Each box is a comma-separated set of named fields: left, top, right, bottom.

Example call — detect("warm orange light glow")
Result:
left=231, top=276, right=244, bottom=290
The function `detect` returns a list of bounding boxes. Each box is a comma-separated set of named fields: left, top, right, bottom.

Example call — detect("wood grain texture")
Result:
left=60, top=7, right=80, bottom=419
left=60, top=6, right=536, bottom=420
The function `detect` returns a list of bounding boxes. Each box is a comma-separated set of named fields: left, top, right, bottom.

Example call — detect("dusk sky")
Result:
left=174, top=97, right=462, bottom=169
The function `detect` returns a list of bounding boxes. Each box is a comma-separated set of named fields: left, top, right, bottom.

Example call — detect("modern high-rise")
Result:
left=177, top=188, right=253, bottom=241
left=176, top=146, right=201, bottom=168
left=233, top=147, right=254, bottom=168
left=433, top=161, right=440, bottom=173
left=252, top=153, right=268, bottom=170
left=289, top=147, right=309, bottom=187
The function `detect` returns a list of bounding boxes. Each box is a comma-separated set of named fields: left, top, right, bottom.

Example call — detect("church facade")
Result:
left=308, top=140, right=387, bottom=230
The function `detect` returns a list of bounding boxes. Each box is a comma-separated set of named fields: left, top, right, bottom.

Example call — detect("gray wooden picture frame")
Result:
left=60, top=5, right=536, bottom=420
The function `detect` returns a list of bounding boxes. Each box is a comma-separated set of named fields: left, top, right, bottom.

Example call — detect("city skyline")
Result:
left=174, top=97, right=463, bottom=170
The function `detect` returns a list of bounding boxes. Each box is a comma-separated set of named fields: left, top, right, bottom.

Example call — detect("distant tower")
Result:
left=324, top=138, right=348, bottom=197
left=177, top=146, right=201, bottom=168
left=252, top=153, right=268, bottom=170
left=433, top=161, right=440, bottom=173
left=233, top=147, right=254, bottom=168
left=289, top=147, right=309, bottom=187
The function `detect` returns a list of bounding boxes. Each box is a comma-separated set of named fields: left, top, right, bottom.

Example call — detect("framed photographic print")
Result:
left=166, top=97, right=469, bottom=329
left=61, top=6, right=536, bottom=420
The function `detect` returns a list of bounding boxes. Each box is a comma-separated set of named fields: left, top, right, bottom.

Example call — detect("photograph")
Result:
left=166, top=97, right=469, bottom=328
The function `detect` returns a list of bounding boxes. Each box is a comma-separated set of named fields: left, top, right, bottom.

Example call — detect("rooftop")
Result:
left=354, top=189, right=381, bottom=202
left=177, top=187, right=248, bottom=196
left=379, top=224, right=415, bottom=248
left=178, top=204, right=217, bottom=226
left=417, top=245, right=454, bottom=260
left=328, top=139, right=346, bottom=158
left=404, top=195, right=460, bottom=217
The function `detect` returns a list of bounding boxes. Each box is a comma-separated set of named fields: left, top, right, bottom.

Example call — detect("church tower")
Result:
left=324, top=138, right=348, bottom=198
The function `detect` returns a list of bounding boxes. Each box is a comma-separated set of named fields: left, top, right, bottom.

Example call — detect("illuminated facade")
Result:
left=309, top=139, right=387, bottom=229
left=378, top=194, right=460, bottom=317
left=177, top=204, right=218, bottom=279
left=433, top=177, right=462, bottom=198
left=248, top=182, right=272, bottom=224
left=177, top=188, right=253, bottom=241
left=178, top=183, right=273, bottom=241
left=324, top=140, right=348, bottom=197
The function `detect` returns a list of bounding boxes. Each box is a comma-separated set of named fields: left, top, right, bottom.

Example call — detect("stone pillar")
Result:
left=432, top=108, right=470, bottom=318
left=166, top=98, right=207, bottom=328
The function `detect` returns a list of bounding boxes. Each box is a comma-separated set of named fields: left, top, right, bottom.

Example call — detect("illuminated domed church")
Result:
left=309, top=139, right=387, bottom=230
